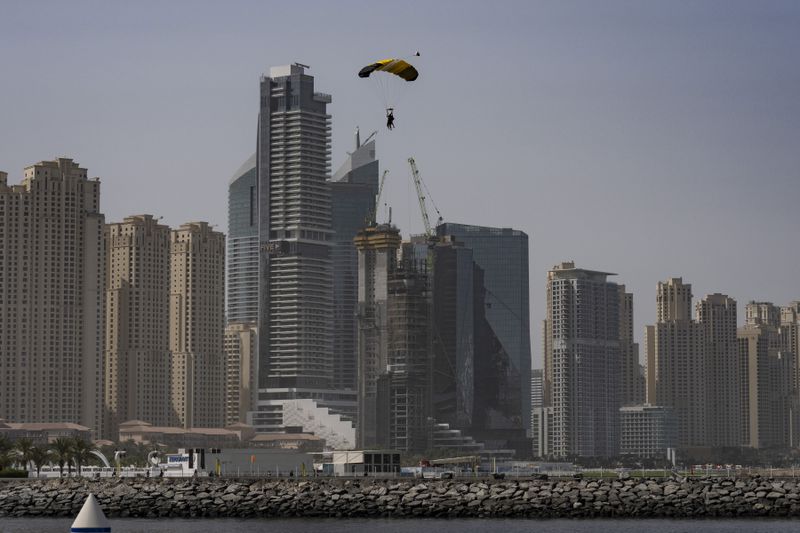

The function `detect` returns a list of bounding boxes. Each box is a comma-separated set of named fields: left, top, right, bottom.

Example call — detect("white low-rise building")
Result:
left=249, top=393, right=357, bottom=450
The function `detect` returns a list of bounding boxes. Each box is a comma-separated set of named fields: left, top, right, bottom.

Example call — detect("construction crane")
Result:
left=367, top=169, right=389, bottom=226
left=408, top=157, right=443, bottom=239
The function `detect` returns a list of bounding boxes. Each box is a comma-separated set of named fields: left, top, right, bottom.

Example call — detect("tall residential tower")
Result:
left=697, top=293, right=741, bottom=447
left=739, top=301, right=794, bottom=448
left=0, top=158, right=105, bottom=435
left=645, top=278, right=707, bottom=447
left=256, top=64, right=334, bottom=392
left=169, top=222, right=226, bottom=428
left=544, top=262, right=621, bottom=457
left=104, top=215, right=172, bottom=436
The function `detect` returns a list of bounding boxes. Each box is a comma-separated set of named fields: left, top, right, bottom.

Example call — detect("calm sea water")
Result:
left=2, top=518, right=800, bottom=533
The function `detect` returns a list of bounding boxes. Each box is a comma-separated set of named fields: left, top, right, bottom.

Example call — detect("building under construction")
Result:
left=355, top=225, right=433, bottom=452
left=355, top=157, right=531, bottom=456
left=377, top=261, right=433, bottom=451
left=354, top=224, right=399, bottom=449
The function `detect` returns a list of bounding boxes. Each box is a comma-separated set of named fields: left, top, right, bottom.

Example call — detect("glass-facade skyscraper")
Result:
left=436, top=223, right=531, bottom=430
left=257, top=64, right=333, bottom=390
left=330, top=128, right=379, bottom=391
left=432, top=237, right=475, bottom=429
left=227, top=153, right=258, bottom=324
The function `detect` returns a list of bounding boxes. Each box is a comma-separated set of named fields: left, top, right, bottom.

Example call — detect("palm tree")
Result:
left=0, top=438, right=24, bottom=474
left=13, top=438, right=35, bottom=472
left=70, top=438, right=97, bottom=476
left=50, top=437, right=74, bottom=477
left=28, top=446, right=50, bottom=478
left=0, top=450, right=13, bottom=472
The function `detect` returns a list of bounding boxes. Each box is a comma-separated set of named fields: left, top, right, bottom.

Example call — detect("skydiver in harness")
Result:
left=386, top=108, right=395, bottom=130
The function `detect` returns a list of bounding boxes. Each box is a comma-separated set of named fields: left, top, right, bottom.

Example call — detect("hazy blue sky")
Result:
left=2, top=1, right=799, bottom=367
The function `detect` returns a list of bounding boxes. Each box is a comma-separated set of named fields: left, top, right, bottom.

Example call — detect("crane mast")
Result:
left=408, top=157, right=433, bottom=238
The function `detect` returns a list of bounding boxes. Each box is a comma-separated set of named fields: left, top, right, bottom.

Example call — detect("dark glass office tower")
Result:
left=471, top=262, right=525, bottom=451
left=432, top=237, right=475, bottom=429
left=257, top=64, right=333, bottom=390
left=227, top=153, right=258, bottom=324
left=330, top=129, right=379, bottom=391
left=436, top=223, right=531, bottom=430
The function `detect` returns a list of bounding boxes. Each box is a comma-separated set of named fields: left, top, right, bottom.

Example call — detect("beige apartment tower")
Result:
left=696, top=293, right=741, bottom=447
left=645, top=278, right=707, bottom=447
left=224, top=322, right=258, bottom=426
left=170, top=222, right=225, bottom=428
left=0, top=159, right=105, bottom=435
left=740, top=301, right=794, bottom=448
left=104, top=215, right=172, bottom=437
left=781, top=302, right=800, bottom=391
left=656, top=277, right=693, bottom=322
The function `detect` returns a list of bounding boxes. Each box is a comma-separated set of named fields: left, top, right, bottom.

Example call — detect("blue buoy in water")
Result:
left=70, top=493, right=111, bottom=532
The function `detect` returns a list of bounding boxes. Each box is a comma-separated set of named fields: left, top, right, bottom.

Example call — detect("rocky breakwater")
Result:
left=3, top=477, right=800, bottom=518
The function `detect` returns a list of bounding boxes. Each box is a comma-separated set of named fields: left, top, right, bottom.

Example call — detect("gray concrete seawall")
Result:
left=3, top=477, right=800, bottom=519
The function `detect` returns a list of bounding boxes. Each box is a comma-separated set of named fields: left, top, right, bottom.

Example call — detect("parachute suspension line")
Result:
left=378, top=73, right=401, bottom=110
left=390, top=79, right=410, bottom=110
left=369, top=74, right=389, bottom=111
left=378, top=74, right=389, bottom=108
left=372, top=76, right=384, bottom=109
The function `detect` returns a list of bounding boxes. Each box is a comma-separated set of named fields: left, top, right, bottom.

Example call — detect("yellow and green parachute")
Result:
left=358, top=54, right=420, bottom=118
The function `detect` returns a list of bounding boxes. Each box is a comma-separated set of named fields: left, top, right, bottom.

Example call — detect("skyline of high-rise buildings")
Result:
left=3, top=63, right=799, bottom=462
left=3, top=145, right=799, bottom=458
left=0, top=159, right=230, bottom=439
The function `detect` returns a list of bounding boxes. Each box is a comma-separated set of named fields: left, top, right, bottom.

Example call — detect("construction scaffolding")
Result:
left=377, top=261, right=433, bottom=453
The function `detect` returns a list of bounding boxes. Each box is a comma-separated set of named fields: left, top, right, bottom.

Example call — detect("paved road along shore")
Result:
left=2, top=477, right=800, bottom=518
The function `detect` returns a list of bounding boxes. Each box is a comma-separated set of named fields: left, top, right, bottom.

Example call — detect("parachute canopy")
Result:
left=358, top=59, right=419, bottom=82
